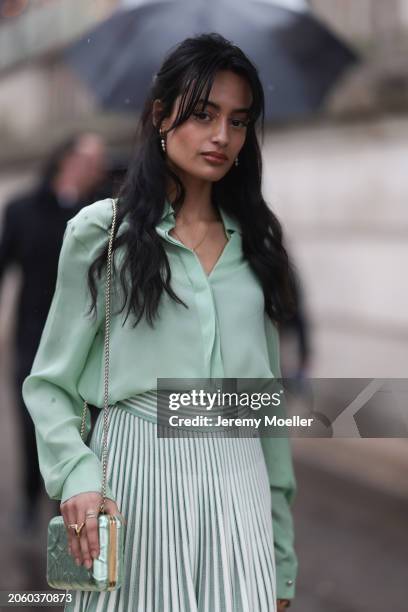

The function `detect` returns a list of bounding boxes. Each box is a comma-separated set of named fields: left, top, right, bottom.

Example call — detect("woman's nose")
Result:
left=211, top=117, right=229, bottom=146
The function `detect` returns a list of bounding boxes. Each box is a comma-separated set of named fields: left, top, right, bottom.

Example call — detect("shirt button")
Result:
left=286, top=579, right=294, bottom=586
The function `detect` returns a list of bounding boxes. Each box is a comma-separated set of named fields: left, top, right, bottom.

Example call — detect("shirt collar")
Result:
left=158, top=198, right=242, bottom=235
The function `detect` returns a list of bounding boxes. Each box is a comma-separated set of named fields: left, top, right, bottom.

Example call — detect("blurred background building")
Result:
left=0, top=1, right=407, bottom=610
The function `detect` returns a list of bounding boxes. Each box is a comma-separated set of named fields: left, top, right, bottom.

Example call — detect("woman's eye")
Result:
left=231, top=118, right=249, bottom=128
left=193, top=111, right=211, bottom=121
left=192, top=112, right=249, bottom=128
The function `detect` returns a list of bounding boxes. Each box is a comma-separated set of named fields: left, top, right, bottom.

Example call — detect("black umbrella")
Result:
left=63, top=0, right=358, bottom=122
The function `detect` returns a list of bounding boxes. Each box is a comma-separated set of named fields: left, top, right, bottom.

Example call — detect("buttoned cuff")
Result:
left=60, top=455, right=115, bottom=505
left=276, top=565, right=296, bottom=600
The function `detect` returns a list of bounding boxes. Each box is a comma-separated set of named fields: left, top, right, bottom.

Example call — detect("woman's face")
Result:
left=156, top=70, right=253, bottom=183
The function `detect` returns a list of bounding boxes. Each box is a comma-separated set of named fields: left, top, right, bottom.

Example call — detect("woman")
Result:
left=23, top=33, right=298, bottom=611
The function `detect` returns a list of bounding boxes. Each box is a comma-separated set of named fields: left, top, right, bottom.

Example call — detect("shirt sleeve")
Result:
left=22, top=218, right=116, bottom=504
left=261, top=315, right=299, bottom=600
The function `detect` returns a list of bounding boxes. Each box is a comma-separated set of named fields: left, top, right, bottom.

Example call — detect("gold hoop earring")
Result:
left=159, top=128, right=166, bottom=153
left=235, top=156, right=239, bottom=167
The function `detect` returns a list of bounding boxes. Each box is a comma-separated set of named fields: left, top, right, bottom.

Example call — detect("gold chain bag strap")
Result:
left=46, top=198, right=125, bottom=591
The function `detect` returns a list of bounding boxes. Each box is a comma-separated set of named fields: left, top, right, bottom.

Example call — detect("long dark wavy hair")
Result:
left=87, top=32, right=297, bottom=328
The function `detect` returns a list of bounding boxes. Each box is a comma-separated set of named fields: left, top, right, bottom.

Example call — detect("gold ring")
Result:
left=68, top=522, right=85, bottom=537
left=76, top=522, right=85, bottom=537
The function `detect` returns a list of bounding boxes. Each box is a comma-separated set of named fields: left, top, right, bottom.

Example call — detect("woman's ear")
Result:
left=152, top=99, right=164, bottom=128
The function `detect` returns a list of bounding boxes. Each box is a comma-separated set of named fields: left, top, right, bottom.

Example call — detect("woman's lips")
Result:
left=201, top=153, right=228, bottom=164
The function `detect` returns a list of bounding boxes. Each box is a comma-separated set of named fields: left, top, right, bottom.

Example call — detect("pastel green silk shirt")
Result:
left=22, top=197, right=298, bottom=599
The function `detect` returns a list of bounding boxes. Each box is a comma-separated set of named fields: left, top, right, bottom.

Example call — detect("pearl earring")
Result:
left=235, top=156, right=239, bottom=167
left=159, top=128, right=166, bottom=153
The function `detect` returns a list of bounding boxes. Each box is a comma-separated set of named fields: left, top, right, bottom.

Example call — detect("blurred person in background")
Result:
left=0, top=132, right=107, bottom=531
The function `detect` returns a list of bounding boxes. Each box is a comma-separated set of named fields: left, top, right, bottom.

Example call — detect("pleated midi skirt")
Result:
left=65, top=391, right=277, bottom=612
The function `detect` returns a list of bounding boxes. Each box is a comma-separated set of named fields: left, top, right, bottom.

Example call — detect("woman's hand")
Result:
left=277, top=599, right=292, bottom=610
left=60, top=492, right=121, bottom=569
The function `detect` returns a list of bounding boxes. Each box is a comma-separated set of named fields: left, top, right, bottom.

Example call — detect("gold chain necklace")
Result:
left=171, top=223, right=213, bottom=252
left=171, top=204, right=229, bottom=251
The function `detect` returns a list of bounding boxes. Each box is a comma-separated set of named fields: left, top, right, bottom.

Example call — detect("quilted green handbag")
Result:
left=46, top=198, right=125, bottom=591
left=47, top=513, right=124, bottom=591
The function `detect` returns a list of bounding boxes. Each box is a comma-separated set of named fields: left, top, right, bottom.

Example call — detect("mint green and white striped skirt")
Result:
left=65, top=391, right=277, bottom=612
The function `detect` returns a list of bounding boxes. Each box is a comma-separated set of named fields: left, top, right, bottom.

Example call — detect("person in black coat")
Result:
left=0, top=132, right=108, bottom=530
